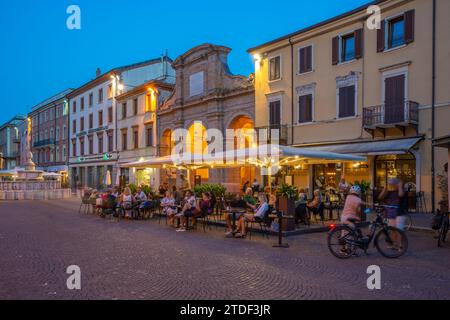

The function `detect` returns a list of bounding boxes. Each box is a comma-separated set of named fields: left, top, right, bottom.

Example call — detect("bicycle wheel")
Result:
left=437, top=218, right=449, bottom=247
left=375, top=227, right=408, bottom=258
left=327, top=225, right=358, bottom=259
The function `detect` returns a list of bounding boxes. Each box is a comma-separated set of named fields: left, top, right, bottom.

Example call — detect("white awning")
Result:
left=123, top=144, right=367, bottom=169
left=300, top=137, right=422, bottom=156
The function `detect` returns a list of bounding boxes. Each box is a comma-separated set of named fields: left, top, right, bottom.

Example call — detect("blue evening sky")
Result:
left=0, top=0, right=370, bottom=124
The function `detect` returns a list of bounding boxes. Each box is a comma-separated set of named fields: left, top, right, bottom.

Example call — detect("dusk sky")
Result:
left=0, top=0, right=370, bottom=124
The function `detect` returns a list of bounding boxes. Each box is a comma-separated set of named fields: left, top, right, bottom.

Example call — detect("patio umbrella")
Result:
left=115, top=167, right=121, bottom=186
left=105, top=170, right=112, bottom=187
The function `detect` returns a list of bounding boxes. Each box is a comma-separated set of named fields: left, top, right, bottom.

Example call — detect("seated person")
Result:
left=100, top=190, right=117, bottom=217
left=264, top=186, right=277, bottom=209
left=134, top=187, right=148, bottom=202
left=295, top=189, right=308, bottom=224
left=307, top=189, right=323, bottom=220
left=191, top=192, right=213, bottom=227
left=161, top=191, right=177, bottom=226
left=243, top=187, right=257, bottom=210
left=225, top=194, right=248, bottom=236
left=121, top=187, right=135, bottom=219
left=237, top=194, right=270, bottom=238
left=175, top=190, right=197, bottom=232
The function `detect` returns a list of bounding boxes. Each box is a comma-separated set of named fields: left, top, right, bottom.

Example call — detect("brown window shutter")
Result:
left=404, top=10, right=415, bottom=44
left=299, top=48, right=306, bottom=73
left=377, top=21, right=385, bottom=52
left=306, top=46, right=312, bottom=71
left=355, top=28, right=364, bottom=59
left=332, top=36, right=339, bottom=65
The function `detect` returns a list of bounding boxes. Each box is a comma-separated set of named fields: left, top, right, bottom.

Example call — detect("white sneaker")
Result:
left=176, top=228, right=186, bottom=232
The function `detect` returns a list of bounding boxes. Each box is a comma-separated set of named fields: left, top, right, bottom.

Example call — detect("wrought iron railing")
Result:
left=363, top=101, right=419, bottom=127
left=254, top=124, right=288, bottom=145
left=33, top=139, right=55, bottom=148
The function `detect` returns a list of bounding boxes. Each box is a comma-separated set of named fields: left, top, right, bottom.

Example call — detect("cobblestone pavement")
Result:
left=0, top=199, right=449, bottom=300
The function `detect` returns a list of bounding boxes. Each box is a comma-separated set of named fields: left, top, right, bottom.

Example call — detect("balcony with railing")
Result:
left=254, top=124, right=288, bottom=145
left=33, top=139, right=55, bottom=148
left=363, top=101, right=419, bottom=136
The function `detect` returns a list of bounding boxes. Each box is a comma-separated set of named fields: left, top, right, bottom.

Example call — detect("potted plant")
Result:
left=276, top=183, right=297, bottom=215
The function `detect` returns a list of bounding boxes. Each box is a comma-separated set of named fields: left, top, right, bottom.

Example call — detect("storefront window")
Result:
left=313, top=162, right=370, bottom=191
left=375, top=154, right=416, bottom=191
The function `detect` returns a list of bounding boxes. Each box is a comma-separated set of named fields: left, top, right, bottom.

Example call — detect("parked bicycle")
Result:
left=327, top=204, right=408, bottom=259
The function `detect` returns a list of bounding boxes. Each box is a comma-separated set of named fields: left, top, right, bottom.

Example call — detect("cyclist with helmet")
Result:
left=341, top=185, right=366, bottom=227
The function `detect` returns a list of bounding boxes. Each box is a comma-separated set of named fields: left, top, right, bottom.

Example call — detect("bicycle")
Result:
left=380, top=204, right=413, bottom=231
left=327, top=205, right=408, bottom=259
left=437, top=212, right=449, bottom=247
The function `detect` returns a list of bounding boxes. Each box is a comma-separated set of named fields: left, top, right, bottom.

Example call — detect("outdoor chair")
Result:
left=245, top=208, right=272, bottom=240
left=79, top=195, right=92, bottom=214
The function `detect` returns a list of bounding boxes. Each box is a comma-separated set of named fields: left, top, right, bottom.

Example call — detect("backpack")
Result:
left=431, top=210, right=444, bottom=230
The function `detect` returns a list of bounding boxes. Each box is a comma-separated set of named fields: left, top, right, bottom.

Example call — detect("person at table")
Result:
left=191, top=192, right=213, bottom=227
left=175, top=190, right=197, bottom=232
left=135, top=187, right=148, bottom=202
left=243, top=187, right=257, bottom=210
left=251, top=179, right=260, bottom=193
left=112, top=186, right=120, bottom=198
left=295, top=188, right=309, bottom=224
left=307, top=189, right=323, bottom=221
left=225, top=194, right=248, bottom=237
left=172, top=185, right=183, bottom=205
left=237, top=193, right=270, bottom=238
left=161, top=191, right=177, bottom=226
left=242, top=180, right=250, bottom=193
left=158, top=184, right=167, bottom=197
left=121, top=187, right=135, bottom=219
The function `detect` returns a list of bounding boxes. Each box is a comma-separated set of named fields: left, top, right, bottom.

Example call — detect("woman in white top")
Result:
left=161, top=191, right=177, bottom=226
left=121, top=187, right=135, bottom=218
left=237, top=194, right=270, bottom=238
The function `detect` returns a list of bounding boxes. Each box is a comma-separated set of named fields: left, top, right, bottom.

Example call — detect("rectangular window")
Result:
left=89, top=93, right=93, bottom=107
left=341, top=34, right=355, bottom=62
left=62, top=126, right=66, bottom=140
left=269, top=100, right=281, bottom=126
left=80, top=97, right=85, bottom=110
left=388, top=16, right=405, bottom=49
left=56, top=127, right=60, bottom=141
left=98, top=110, right=103, bottom=127
left=133, top=98, right=138, bottom=115
left=338, top=85, right=356, bottom=118
left=146, top=125, right=153, bottom=147
left=108, top=134, right=113, bottom=152
left=269, top=56, right=281, bottom=81
left=133, top=129, right=139, bottom=149
left=80, top=117, right=85, bottom=131
left=122, top=102, right=127, bottom=119
left=299, top=46, right=313, bottom=74
left=72, top=141, right=77, bottom=157
left=89, top=114, right=93, bottom=129
left=122, top=132, right=128, bottom=151
left=80, top=139, right=85, bottom=156
left=298, top=94, right=313, bottom=123
left=88, top=137, right=93, bottom=154
left=72, top=101, right=77, bottom=113
left=107, top=84, right=113, bottom=99
left=72, top=120, right=76, bottom=133
left=98, top=88, right=103, bottom=103
left=62, top=145, right=66, bottom=161
left=98, top=135, right=104, bottom=154
left=108, top=107, right=113, bottom=123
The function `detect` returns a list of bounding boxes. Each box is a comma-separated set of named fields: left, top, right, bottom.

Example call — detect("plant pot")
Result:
left=278, top=196, right=295, bottom=216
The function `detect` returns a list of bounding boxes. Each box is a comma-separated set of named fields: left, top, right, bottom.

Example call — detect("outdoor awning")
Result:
left=300, top=137, right=422, bottom=156
left=123, top=144, right=367, bottom=169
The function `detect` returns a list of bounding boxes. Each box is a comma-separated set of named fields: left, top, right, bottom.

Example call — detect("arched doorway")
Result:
left=160, top=129, right=172, bottom=156
left=187, top=122, right=209, bottom=185
left=227, top=115, right=255, bottom=192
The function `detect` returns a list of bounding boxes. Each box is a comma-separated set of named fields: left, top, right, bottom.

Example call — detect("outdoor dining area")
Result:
left=78, top=144, right=367, bottom=238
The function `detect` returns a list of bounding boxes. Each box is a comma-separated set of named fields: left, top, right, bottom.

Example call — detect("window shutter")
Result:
left=299, top=48, right=306, bottom=73
left=355, top=28, right=364, bottom=59
left=404, top=10, right=415, bottom=44
left=305, top=94, right=312, bottom=122
left=306, top=46, right=312, bottom=72
left=377, top=21, right=385, bottom=52
left=332, top=36, right=339, bottom=65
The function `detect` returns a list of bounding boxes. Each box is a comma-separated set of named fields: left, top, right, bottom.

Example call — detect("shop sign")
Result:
left=76, top=126, right=109, bottom=137
left=76, top=153, right=114, bottom=163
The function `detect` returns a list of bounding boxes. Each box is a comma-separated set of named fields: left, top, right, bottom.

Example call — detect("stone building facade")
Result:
left=157, top=44, right=255, bottom=192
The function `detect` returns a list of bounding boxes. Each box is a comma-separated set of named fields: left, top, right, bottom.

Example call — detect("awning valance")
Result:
left=300, top=137, right=422, bottom=156
left=123, top=144, right=367, bottom=169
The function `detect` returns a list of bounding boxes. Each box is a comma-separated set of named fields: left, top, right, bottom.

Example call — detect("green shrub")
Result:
left=193, top=184, right=226, bottom=198
left=276, top=183, right=298, bottom=199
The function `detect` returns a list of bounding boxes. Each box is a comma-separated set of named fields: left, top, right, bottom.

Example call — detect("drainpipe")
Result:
left=431, top=0, right=436, bottom=213
left=289, top=38, right=294, bottom=145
